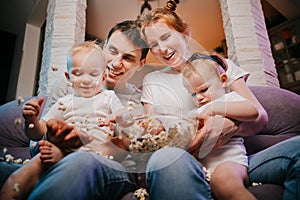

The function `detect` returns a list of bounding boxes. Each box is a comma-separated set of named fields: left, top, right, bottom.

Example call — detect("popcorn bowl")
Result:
left=116, top=106, right=198, bottom=153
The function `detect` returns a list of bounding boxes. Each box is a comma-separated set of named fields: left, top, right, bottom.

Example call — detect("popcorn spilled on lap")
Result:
left=134, top=188, right=148, bottom=200
left=13, top=183, right=20, bottom=192
left=1, top=147, right=30, bottom=165
left=202, top=166, right=213, bottom=182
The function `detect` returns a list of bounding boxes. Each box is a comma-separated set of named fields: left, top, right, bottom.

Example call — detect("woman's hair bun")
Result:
left=165, top=0, right=180, bottom=11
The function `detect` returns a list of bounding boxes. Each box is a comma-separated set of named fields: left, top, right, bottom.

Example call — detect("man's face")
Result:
left=103, top=30, right=145, bottom=89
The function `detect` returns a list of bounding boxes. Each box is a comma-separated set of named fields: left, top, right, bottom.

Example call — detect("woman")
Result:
left=140, top=1, right=299, bottom=199
left=140, top=2, right=268, bottom=153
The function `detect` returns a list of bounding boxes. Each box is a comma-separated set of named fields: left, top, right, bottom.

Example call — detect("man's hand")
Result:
left=46, top=119, right=93, bottom=150
left=187, top=116, right=238, bottom=158
left=109, top=133, right=131, bottom=152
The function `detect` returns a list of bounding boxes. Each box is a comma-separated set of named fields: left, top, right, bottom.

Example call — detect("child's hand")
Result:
left=187, top=116, right=224, bottom=156
left=22, top=97, right=44, bottom=122
left=138, top=118, right=165, bottom=136
left=187, top=116, right=238, bottom=157
left=98, top=115, right=116, bottom=133
left=197, top=103, right=216, bottom=120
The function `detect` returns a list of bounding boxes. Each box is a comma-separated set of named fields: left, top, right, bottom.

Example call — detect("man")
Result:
left=1, top=20, right=149, bottom=200
left=103, top=20, right=148, bottom=106
left=45, top=20, right=148, bottom=112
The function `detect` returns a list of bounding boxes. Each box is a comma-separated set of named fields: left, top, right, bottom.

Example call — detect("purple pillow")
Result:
left=249, top=86, right=300, bottom=135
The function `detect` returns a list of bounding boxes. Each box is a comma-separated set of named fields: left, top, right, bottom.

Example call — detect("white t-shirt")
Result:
left=225, top=59, right=249, bottom=86
left=42, top=90, right=124, bottom=154
left=141, top=59, right=249, bottom=111
left=45, top=75, right=141, bottom=110
left=195, top=92, right=248, bottom=174
left=114, top=83, right=142, bottom=107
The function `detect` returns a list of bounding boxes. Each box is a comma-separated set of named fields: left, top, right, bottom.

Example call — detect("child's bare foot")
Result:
left=39, top=140, right=64, bottom=167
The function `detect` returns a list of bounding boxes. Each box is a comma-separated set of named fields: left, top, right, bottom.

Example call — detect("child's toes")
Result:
left=39, top=140, right=53, bottom=148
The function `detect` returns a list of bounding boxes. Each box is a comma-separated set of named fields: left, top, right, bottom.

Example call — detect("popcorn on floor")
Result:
left=134, top=188, right=148, bottom=200
left=13, top=183, right=20, bottom=192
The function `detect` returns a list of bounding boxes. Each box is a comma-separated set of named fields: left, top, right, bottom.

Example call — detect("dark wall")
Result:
left=0, top=30, right=16, bottom=105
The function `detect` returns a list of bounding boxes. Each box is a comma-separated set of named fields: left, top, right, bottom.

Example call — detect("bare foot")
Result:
left=39, top=140, right=64, bottom=167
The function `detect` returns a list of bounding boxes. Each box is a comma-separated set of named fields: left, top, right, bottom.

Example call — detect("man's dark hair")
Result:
left=106, top=20, right=149, bottom=61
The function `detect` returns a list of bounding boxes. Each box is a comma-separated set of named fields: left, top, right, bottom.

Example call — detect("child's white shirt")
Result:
left=42, top=90, right=124, bottom=154
left=194, top=92, right=248, bottom=176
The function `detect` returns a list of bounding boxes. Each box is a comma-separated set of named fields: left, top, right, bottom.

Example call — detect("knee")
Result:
left=64, top=151, right=97, bottom=166
left=63, top=151, right=127, bottom=175
left=210, top=171, right=228, bottom=191
left=61, top=151, right=114, bottom=175
left=147, top=147, right=190, bottom=172
left=210, top=163, right=246, bottom=192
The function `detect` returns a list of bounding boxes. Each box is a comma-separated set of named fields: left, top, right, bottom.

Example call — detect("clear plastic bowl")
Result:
left=116, top=106, right=198, bottom=153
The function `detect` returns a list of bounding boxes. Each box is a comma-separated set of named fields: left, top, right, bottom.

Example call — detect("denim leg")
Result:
left=0, top=162, right=22, bottom=189
left=248, top=136, right=300, bottom=200
left=28, top=151, right=137, bottom=200
left=29, top=140, right=40, bottom=157
left=146, top=147, right=211, bottom=200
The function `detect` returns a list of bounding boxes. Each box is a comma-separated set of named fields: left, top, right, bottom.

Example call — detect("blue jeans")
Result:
left=146, top=147, right=211, bottom=200
left=28, top=151, right=137, bottom=200
left=1, top=137, right=299, bottom=199
left=0, top=162, right=22, bottom=187
left=248, top=135, right=300, bottom=200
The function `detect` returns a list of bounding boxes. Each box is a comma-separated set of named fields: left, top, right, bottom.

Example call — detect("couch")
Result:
left=0, top=86, right=299, bottom=199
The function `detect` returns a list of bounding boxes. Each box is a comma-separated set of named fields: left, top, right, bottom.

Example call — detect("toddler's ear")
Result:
left=220, top=73, right=228, bottom=88
left=64, top=72, right=73, bottom=87
left=65, top=72, right=71, bottom=81
left=102, top=71, right=107, bottom=83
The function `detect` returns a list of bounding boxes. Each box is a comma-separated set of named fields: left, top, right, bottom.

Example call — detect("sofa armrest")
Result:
left=0, top=96, right=47, bottom=160
left=245, top=86, right=300, bottom=155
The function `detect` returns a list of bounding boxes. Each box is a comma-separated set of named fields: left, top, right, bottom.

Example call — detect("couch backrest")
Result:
left=249, top=86, right=300, bottom=135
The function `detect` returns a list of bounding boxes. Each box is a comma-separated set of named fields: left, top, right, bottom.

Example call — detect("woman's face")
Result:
left=144, top=20, right=189, bottom=68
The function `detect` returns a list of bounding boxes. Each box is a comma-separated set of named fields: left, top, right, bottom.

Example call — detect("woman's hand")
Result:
left=46, top=118, right=93, bottom=151
left=187, top=116, right=238, bottom=157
